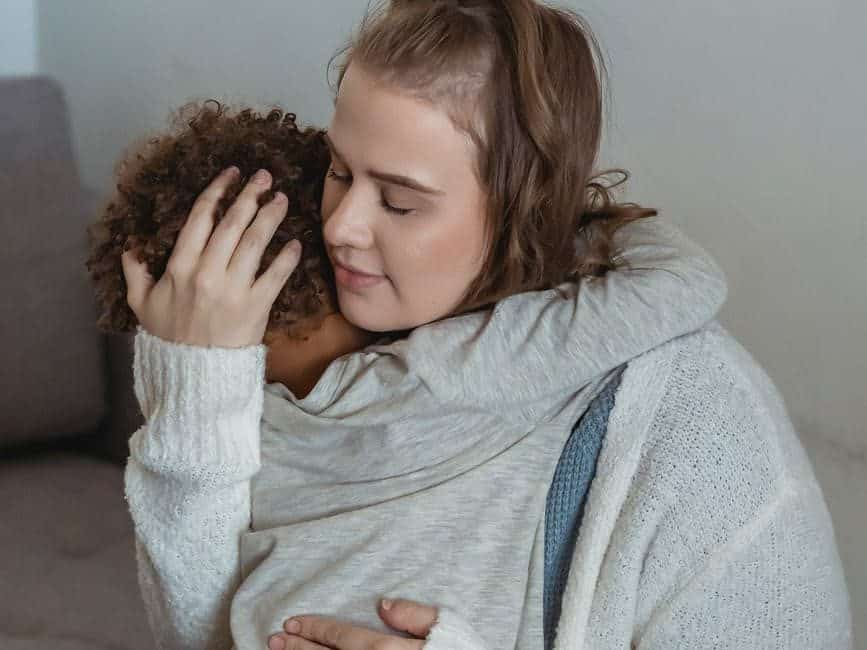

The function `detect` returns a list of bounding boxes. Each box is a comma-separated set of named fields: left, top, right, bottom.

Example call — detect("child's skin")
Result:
left=263, top=312, right=378, bottom=398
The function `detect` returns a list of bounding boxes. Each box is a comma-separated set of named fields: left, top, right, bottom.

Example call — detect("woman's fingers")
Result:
left=120, top=245, right=154, bottom=316
left=200, top=168, right=274, bottom=276
left=377, top=599, right=440, bottom=638
left=252, top=237, right=302, bottom=305
left=267, top=633, right=327, bottom=649
left=277, top=614, right=409, bottom=650
left=122, top=166, right=298, bottom=348
left=168, top=165, right=239, bottom=276
left=230, top=189, right=290, bottom=283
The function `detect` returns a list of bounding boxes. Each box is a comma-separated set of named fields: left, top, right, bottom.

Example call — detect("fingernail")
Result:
left=285, top=618, right=301, bottom=633
left=226, top=166, right=239, bottom=177
left=268, top=635, right=286, bottom=650
left=254, top=169, right=270, bottom=184
left=381, top=598, right=393, bottom=610
left=273, top=191, right=286, bottom=204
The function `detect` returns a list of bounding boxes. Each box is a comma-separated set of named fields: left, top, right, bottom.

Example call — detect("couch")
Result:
left=0, top=75, right=156, bottom=650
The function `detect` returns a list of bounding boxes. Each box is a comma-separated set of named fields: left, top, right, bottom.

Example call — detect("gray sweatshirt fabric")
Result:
left=227, top=217, right=727, bottom=648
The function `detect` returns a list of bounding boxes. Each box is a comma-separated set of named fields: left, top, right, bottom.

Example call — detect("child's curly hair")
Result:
left=85, top=100, right=337, bottom=342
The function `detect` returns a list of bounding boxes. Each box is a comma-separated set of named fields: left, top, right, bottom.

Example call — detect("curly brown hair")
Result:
left=85, top=100, right=337, bottom=342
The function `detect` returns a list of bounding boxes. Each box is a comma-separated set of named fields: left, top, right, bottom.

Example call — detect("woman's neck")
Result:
left=264, top=312, right=379, bottom=399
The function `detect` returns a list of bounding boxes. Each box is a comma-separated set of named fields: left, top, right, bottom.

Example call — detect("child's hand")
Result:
left=121, top=166, right=302, bottom=349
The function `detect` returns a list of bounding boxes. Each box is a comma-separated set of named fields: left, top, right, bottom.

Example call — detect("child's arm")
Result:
left=123, top=327, right=266, bottom=650
left=427, top=215, right=728, bottom=414
left=323, top=215, right=728, bottom=421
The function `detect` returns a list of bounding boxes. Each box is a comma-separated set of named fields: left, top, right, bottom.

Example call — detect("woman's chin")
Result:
left=338, top=289, right=412, bottom=333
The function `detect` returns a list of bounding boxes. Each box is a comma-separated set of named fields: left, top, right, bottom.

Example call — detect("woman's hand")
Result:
left=121, top=166, right=303, bottom=348
left=267, top=598, right=439, bottom=650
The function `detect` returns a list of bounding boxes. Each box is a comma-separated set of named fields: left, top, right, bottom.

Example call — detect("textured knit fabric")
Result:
left=543, top=365, right=624, bottom=649
left=546, top=321, right=852, bottom=650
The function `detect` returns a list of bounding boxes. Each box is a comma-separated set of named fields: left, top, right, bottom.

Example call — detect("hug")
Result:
left=85, top=0, right=852, bottom=648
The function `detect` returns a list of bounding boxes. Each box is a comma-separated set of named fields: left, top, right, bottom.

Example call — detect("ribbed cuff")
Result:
left=129, top=325, right=267, bottom=481
left=424, top=606, right=488, bottom=650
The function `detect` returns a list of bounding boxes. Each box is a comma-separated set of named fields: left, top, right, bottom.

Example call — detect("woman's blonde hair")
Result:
left=329, top=0, right=657, bottom=316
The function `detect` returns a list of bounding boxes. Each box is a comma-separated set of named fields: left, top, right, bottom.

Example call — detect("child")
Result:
left=86, top=100, right=381, bottom=397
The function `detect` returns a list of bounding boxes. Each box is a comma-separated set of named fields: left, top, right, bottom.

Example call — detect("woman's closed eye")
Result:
left=326, top=168, right=415, bottom=216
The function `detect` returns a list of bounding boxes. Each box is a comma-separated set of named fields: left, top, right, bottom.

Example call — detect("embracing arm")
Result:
left=301, top=215, right=728, bottom=431
left=123, top=325, right=266, bottom=650
left=394, top=215, right=729, bottom=415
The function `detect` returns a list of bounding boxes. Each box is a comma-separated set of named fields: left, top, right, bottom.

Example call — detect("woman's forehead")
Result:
left=330, top=66, right=478, bottom=182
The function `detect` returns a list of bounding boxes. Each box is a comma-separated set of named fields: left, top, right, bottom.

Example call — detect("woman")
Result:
left=121, top=1, right=852, bottom=649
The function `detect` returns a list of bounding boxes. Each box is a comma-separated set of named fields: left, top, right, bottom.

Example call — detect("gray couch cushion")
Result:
left=0, top=452, right=155, bottom=649
left=0, top=76, right=107, bottom=448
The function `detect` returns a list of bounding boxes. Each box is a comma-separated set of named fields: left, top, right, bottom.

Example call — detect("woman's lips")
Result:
left=334, top=261, right=386, bottom=289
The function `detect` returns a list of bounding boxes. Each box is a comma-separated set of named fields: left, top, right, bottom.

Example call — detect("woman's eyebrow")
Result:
left=324, top=132, right=445, bottom=196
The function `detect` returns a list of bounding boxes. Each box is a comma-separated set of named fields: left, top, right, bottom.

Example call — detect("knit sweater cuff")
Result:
left=129, top=325, right=267, bottom=481
left=424, top=606, right=488, bottom=650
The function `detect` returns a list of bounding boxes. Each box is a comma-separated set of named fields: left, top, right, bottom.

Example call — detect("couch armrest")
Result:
left=76, top=182, right=141, bottom=464
left=94, top=331, right=143, bottom=463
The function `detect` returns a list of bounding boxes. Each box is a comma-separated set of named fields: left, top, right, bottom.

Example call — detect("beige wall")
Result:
left=37, top=0, right=866, bottom=645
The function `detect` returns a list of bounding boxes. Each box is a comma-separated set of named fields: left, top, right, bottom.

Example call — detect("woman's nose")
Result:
left=323, top=188, right=376, bottom=249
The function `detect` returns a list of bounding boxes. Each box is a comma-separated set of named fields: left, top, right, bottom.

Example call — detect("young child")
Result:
left=85, top=100, right=381, bottom=397
left=87, top=101, right=729, bottom=649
